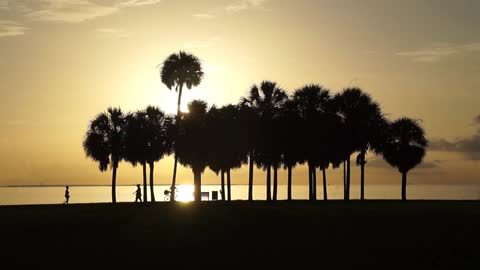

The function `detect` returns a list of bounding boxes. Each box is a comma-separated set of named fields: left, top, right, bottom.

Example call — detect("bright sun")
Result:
left=163, top=97, right=191, bottom=115
left=175, top=185, right=194, bottom=202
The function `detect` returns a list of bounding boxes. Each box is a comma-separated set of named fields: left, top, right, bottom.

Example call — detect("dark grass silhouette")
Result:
left=1, top=201, right=478, bottom=268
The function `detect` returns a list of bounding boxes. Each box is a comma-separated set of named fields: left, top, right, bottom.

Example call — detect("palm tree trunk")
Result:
left=170, top=155, right=178, bottom=202
left=343, top=160, right=346, bottom=199
left=193, top=169, right=201, bottom=202
left=273, top=166, right=278, bottom=201
left=322, top=167, right=328, bottom=200
left=312, top=167, right=317, bottom=200
left=287, top=165, right=292, bottom=201
left=308, top=164, right=313, bottom=200
left=402, top=171, right=407, bottom=201
left=111, top=163, right=117, bottom=204
left=142, top=162, right=148, bottom=203
left=170, top=83, right=184, bottom=202
left=248, top=153, right=254, bottom=201
left=266, top=166, right=271, bottom=201
left=360, top=159, right=365, bottom=201
left=227, top=169, right=231, bottom=201
left=221, top=170, right=225, bottom=201
left=149, top=161, right=155, bottom=202
left=346, top=157, right=351, bottom=201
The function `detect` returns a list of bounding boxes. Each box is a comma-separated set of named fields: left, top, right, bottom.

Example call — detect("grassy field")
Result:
left=1, top=200, right=479, bottom=267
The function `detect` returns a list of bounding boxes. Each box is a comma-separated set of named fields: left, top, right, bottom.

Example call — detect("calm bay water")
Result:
left=1, top=184, right=479, bottom=205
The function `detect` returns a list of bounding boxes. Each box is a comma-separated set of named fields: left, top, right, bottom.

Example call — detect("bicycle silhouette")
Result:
left=164, top=186, right=179, bottom=201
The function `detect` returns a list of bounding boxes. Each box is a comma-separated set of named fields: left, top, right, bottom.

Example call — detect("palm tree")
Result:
left=355, top=110, right=388, bottom=200
left=83, top=107, right=126, bottom=204
left=176, top=100, right=210, bottom=202
left=237, top=104, right=259, bottom=201
left=125, top=107, right=173, bottom=202
left=332, top=87, right=384, bottom=200
left=382, top=118, right=428, bottom=201
left=144, top=106, right=174, bottom=202
left=242, top=81, right=287, bottom=201
left=315, top=111, right=348, bottom=200
left=160, top=51, right=204, bottom=202
left=292, top=84, right=331, bottom=201
left=271, top=115, right=283, bottom=201
left=205, top=106, right=226, bottom=200
left=279, top=99, right=301, bottom=200
left=125, top=111, right=149, bottom=203
left=206, top=105, right=247, bottom=201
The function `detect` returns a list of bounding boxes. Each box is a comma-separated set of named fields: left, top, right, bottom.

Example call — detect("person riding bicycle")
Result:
left=164, top=185, right=179, bottom=201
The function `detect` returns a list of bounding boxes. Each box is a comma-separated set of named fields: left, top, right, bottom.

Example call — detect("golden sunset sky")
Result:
left=1, top=0, right=479, bottom=187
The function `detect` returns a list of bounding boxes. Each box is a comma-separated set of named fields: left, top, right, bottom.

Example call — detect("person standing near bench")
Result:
left=64, top=186, right=70, bottom=204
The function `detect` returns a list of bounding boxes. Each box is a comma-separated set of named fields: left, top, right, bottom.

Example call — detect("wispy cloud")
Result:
left=430, top=137, right=480, bottom=160
left=0, top=20, right=28, bottom=37
left=5, top=120, right=26, bottom=126
left=8, top=0, right=161, bottom=23
left=26, top=1, right=117, bottom=23
left=183, top=37, right=221, bottom=49
left=462, top=42, right=480, bottom=52
left=96, top=28, right=129, bottom=38
left=193, top=13, right=214, bottom=19
left=225, top=0, right=269, bottom=13
left=429, top=114, right=480, bottom=160
left=204, top=64, right=224, bottom=74
left=475, top=115, right=480, bottom=125
left=0, top=0, right=8, bottom=10
left=397, top=42, right=480, bottom=62
left=118, top=0, right=162, bottom=7
left=368, top=157, right=439, bottom=170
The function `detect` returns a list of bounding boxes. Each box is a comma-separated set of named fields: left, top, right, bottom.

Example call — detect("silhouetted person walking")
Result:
left=134, top=184, right=142, bottom=202
left=64, top=186, right=70, bottom=204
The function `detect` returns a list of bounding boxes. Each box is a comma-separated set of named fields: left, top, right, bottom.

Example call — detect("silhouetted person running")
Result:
left=134, top=184, right=142, bottom=202
left=64, top=186, right=70, bottom=204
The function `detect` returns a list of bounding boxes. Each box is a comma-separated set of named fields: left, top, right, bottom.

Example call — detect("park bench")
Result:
left=201, top=191, right=209, bottom=201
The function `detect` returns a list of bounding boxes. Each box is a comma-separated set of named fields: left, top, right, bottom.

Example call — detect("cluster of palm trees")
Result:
left=83, top=51, right=428, bottom=204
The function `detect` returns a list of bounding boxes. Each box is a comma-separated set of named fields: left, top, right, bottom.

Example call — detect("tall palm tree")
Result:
left=382, top=118, right=428, bottom=201
left=160, top=51, right=204, bottom=202
left=292, top=84, right=331, bottom=201
left=242, top=81, right=287, bottom=201
left=332, top=87, right=384, bottom=200
left=83, top=107, right=126, bottom=204
left=176, top=100, right=210, bottom=202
